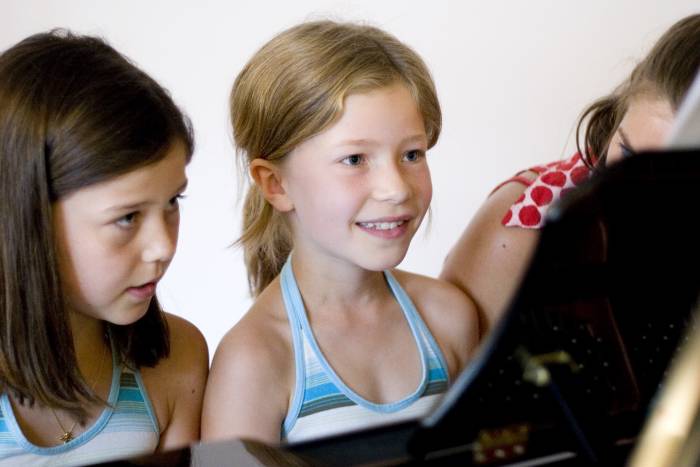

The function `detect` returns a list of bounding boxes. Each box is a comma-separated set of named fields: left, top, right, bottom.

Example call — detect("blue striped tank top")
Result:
left=280, top=258, right=449, bottom=443
left=0, top=339, right=159, bottom=466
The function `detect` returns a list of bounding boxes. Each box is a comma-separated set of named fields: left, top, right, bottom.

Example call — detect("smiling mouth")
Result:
left=357, top=220, right=407, bottom=230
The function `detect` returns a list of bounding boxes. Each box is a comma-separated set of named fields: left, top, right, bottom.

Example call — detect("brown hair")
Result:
left=0, top=30, right=194, bottom=419
left=577, top=14, right=700, bottom=166
left=231, top=20, right=441, bottom=296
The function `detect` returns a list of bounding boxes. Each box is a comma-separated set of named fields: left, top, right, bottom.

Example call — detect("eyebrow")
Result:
left=104, top=179, right=188, bottom=213
left=335, top=134, right=427, bottom=147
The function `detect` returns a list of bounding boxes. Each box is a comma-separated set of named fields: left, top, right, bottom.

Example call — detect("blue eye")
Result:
left=403, top=150, right=424, bottom=162
left=341, top=154, right=364, bottom=166
left=620, top=143, right=635, bottom=158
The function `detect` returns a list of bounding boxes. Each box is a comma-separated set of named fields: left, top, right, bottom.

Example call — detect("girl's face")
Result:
left=278, top=82, right=432, bottom=272
left=606, top=95, right=674, bottom=165
left=53, top=142, right=188, bottom=325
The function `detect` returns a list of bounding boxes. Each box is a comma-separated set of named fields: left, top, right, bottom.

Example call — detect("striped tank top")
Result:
left=0, top=340, right=159, bottom=466
left=280, top=259, right=450, bottom=443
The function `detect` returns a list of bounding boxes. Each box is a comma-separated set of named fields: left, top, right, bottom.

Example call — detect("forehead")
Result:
left=58, top=143, right=188, bottom=207
left=326, top=84, right=425, bottom=139
left=620, top=95, right=674, bottom=145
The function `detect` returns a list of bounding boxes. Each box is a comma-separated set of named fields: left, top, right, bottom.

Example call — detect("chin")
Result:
left=359, top=253, right=407, bottom=272
left=108, top=305, right=150, bottom=326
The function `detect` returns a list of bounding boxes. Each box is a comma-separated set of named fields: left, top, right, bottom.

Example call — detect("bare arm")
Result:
left=440, top=181, right=540, bottom=338
left=201, top=319, right=290, bottom=445
left=427, top=279, right=480, bottom=378
left=145, top=313, right=209, bottom=451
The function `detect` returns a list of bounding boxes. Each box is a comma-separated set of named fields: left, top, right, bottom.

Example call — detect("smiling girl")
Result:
left=0, top=31, right=207, bottom=465
left=202, top=20, right=479, bottom=445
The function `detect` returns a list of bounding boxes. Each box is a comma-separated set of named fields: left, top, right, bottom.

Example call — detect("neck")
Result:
left=68, top=311, right=108, bottom=377
left=289, top=250, right=392, bottom=315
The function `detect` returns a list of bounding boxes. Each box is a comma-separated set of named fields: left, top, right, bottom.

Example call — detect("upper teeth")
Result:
left=359, top=220, right=405, bottom=230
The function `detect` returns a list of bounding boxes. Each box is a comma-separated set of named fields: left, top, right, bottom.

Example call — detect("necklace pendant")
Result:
left=59, top=431, right=74, bottom=443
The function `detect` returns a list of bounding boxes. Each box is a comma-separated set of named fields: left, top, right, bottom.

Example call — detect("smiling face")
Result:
left=279, top=82, right=432, bottom=272
left=605, top=94, right=675, bottom=165
left=53, top=142, right=188, bottom=325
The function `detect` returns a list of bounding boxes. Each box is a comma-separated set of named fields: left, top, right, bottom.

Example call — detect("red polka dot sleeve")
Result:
left=501, top=153, right=592, bottom=229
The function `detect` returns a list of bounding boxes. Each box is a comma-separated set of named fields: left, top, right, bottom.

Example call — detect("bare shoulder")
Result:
left=440, top=180, right=540, bottom=336
left=138, top=312, right=209, bottom=449
left=142, top=313, right=208, bottom=390
left=210, top=285, right=292, bottom=381
left=391, top=270, right=479, bottom=379
left=202, top=279, right=293, bottom=444
left=392, top=270, right=476, bottom=318
left=164, top=312, right=209, bottom=368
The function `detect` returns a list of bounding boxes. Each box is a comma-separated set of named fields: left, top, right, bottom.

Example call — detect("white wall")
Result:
left=3, top=1, right=698, bottom=356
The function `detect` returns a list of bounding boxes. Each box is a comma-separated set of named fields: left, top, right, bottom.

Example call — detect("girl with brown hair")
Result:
left=0, top=30, right=208, bottom=465
left=441, top=14, right=700, bottom=338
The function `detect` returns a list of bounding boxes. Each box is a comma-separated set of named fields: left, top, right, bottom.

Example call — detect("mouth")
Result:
left=357, top=219, right=407, bottom=230
left=356, top=217, right=412, bottom=239
left=127, top=279, right=159, bottom=301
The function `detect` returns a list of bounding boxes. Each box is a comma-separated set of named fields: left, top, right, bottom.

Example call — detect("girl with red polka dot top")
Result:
left=441, top=14, right=700, bottom=338
left=496, top=151, right=592, bottom=229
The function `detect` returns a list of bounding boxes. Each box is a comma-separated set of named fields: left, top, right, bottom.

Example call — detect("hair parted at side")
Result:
left=230, top=20, right=442, bottom=296
left=0, top=29, right=194, bottom=419
left=577, top=14, right=700, bottom=166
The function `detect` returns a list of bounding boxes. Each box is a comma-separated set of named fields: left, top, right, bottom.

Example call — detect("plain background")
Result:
left=3, top=1, right=698, bottom=356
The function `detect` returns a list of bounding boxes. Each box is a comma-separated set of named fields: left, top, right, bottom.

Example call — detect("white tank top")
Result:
left=279, top=258, right=450, bottom=443
left=0, top=342, right=159, bottom=466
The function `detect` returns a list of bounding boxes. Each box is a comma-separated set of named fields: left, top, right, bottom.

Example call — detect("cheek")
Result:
left=412, top=165, right=433, bottom=207
left=56, top=242, right=113, bottom=309
left=424, top=170, right=433, bottom=203
left=312, top=179, right=362, bottom=219
left=60, top=232, right=132, bottom=289
left=74, top=242, right=123, bottom=279
left=167, top=211, right=181, bottom=247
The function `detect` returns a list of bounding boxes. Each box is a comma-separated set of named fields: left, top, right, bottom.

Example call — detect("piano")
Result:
left=97, top=149, right=700, bottom=466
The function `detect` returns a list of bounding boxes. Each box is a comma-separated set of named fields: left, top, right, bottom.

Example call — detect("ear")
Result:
left=249, top=158, right=294, bottom=212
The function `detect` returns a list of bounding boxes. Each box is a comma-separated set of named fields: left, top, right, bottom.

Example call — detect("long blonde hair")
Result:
left=231, top=20, right=442, bottom=296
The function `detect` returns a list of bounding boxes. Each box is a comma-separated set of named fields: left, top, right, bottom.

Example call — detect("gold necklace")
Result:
left=50, top=342, right=108, bottom=444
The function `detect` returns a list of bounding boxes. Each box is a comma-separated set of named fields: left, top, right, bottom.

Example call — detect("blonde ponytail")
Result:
left=238, top=185, right=292, bottom=296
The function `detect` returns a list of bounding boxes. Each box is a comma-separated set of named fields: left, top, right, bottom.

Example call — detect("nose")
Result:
left=141, top=216, right=178, bottom=264
left=372, top=160, right=410, bottom=204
